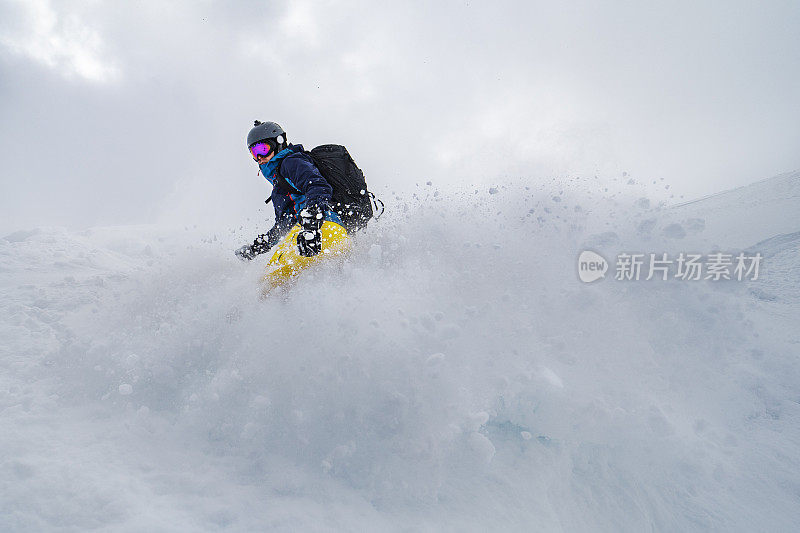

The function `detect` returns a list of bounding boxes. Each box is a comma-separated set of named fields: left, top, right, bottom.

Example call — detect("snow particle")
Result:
left=662, top=223, right=687, bottom=239
left=467, top=432, right=496, bottom=464
left=426, top=353, right=445, bottom=366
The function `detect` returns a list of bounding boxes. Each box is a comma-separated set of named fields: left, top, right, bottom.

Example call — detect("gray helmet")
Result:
left=247, top=120, right=286, bottom=148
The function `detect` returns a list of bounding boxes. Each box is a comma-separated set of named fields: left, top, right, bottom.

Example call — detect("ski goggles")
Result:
left=249, top=141, right=273, bottom=160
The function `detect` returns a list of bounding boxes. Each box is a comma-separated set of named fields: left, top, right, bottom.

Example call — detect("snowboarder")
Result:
left=235, top=121, right=341, bottom=260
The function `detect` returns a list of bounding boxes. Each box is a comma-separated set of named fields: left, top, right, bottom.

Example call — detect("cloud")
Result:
left=0, top=0, right=798, bottom=233
left=0, top=0, right=119, bottom=83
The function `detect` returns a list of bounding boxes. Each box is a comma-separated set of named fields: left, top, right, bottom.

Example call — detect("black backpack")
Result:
left=274, top=144, right=382, bottom=231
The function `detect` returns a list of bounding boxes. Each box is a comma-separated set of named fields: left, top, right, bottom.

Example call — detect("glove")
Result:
left=235, top=235, right=272, bottom=260
left=235, top=244, right=256, bottom=261
left=297, top=228, right=322, bottom=257
left=296, top=204, right=324, bottom=257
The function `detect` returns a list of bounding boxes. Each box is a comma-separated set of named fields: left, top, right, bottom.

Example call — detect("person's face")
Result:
left=255, top=151, right=274, bottom=164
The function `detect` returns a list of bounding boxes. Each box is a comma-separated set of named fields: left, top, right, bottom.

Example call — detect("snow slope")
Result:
left=1, top=172, right=799, bottom=532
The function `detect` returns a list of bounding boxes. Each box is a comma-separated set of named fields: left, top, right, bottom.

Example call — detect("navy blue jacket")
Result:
left=255, top=144, right=336, bottom=249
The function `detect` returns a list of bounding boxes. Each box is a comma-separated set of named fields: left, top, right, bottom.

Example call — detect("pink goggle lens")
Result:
left=250, top=142, right=272, bottom=159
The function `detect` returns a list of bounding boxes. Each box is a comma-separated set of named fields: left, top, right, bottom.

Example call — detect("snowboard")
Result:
left=262, top=220, right=350, bottom=293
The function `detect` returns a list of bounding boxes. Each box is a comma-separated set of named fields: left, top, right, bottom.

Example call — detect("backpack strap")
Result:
left=274, top=158, right=301, bottom=195
left=369, top=192, right=385, bottom=220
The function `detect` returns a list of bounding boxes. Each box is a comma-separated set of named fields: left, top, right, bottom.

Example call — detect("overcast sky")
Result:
left=1, top=0, right=798, bottom=232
